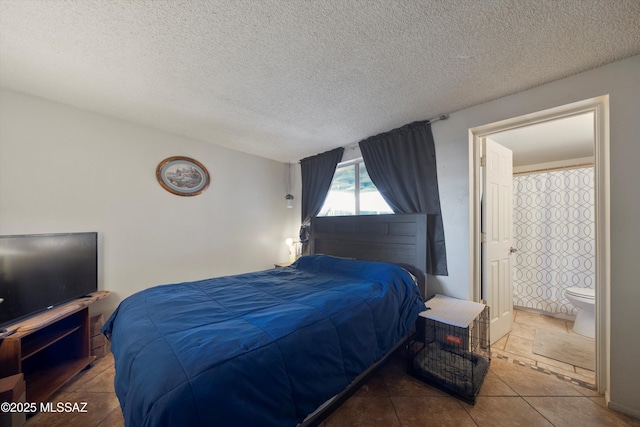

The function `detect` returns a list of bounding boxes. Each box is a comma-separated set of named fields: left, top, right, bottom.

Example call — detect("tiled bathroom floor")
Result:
left=492, top=308, right=596, bottom=387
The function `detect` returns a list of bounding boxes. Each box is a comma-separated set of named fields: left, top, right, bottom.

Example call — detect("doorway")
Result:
left=468, top=96, right=610, bottom=393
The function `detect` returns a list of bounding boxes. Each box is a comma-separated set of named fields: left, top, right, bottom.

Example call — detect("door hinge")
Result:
left=480, top=156, right=486, bottom=167
left=480, top=232, right=486, bottom=243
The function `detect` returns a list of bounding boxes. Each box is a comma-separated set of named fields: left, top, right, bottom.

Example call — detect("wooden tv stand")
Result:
left=0, top=291, right=109, bottom=402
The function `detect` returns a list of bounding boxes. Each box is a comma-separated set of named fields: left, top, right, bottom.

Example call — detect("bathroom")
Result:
left=490, top=112, right=596, bottom=386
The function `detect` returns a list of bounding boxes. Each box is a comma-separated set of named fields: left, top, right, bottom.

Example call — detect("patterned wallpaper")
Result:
left=512, top=167, right=595, bottom=315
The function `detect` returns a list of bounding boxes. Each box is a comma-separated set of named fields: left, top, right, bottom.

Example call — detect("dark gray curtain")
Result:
left=359, top=120, right=448, bottom=276
left=299, top=147, right=344, bottom=250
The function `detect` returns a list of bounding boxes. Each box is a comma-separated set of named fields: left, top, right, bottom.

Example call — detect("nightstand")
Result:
left=274, top=262, right=292, bottom=268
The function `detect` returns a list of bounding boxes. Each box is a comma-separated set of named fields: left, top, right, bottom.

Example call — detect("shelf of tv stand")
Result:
left=0, top=291, right=109, bottom=403
left=25, top=357, right=96, bottom=403
left=21, top=323, right=83, bottom=360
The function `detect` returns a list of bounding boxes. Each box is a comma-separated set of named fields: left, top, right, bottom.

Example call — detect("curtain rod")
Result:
left=345, top=113, right=450, bottom=150
left=427, top=114, right=450, bottom=124
left=513, top=162, right=594, bottom=176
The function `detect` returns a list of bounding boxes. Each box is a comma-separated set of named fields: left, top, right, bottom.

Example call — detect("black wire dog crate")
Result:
left=408, top=295, right=491, bottom=404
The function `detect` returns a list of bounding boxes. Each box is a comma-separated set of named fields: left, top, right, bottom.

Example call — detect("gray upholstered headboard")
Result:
left=309, top=213, right=427, bottom=298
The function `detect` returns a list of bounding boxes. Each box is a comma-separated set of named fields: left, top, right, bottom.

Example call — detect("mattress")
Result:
left=102, top=254, right=425, bottom=427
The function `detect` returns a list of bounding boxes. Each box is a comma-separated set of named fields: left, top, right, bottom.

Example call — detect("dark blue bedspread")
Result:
left=102, top=255, right=425, bottom=427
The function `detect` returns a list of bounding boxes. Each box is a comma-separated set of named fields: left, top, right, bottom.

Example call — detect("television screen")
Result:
left=0, top=232, right=98, bottom=328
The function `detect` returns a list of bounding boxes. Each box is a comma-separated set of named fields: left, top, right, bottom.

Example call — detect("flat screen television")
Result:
left=0, top=232, right=98, bottom=329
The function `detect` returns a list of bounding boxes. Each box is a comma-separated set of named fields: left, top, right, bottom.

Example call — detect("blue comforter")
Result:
left=103, top=255, right=425, bottom=427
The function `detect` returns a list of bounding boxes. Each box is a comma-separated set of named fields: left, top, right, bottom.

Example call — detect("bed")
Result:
left=103, top=214, right=428, bottom=427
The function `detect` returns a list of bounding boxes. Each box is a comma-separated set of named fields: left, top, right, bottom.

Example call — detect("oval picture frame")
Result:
left=156, top=156, right=210, bottom=196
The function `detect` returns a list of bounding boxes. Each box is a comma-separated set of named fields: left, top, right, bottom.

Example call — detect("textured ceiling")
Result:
left=1, top=1, right=639, bottom=163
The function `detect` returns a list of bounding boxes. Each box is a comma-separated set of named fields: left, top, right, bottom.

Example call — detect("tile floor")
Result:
left=319, top=354, right=639, bottom=427
left=23, top=352, right=122, bottom=427
left=24, top=344, right=639, bottom=427
left=493, top=308, right=596, bottom=387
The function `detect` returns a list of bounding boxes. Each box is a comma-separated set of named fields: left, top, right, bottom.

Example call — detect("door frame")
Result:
left=468, top=95, right=610, bottom=395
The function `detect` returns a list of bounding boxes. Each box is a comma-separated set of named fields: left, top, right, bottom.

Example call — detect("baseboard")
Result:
left=513, top=305, right=576, bottom=321
left=607, top=399, right=640, bottom=420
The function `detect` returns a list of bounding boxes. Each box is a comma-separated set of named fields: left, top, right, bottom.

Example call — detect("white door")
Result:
left=482, top=137, right=514, bottom=344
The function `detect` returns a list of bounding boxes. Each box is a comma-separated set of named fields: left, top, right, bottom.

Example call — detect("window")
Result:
left=318, top=159, right=393, bottom=216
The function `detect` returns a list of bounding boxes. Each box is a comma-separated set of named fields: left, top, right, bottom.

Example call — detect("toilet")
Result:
left=564, top=287, right=596, bottom=338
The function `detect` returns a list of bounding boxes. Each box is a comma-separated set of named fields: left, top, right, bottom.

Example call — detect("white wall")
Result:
left=430, top=55, right=639, bottom=416
left=0, top=89, right=299, bottom=316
